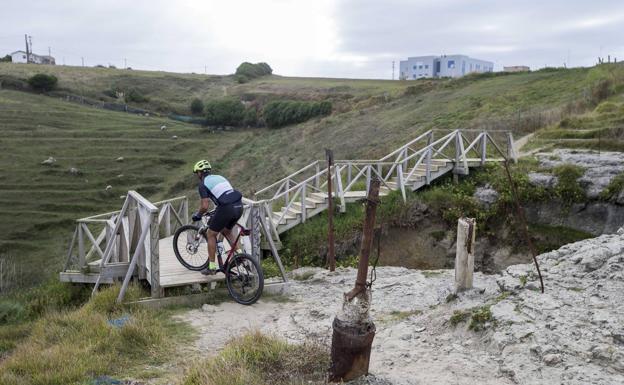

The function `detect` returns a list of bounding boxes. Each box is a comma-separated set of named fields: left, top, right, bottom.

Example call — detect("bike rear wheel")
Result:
left=173, top=224, right=209, bottom=271
left=226, top=253, right=264, bottom=305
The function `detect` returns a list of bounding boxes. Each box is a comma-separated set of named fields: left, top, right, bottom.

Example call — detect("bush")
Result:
left=125, top=88, right=149, bottom=103
left=589, top=79, right=615, bottom=105
left=263, top=100, right=332, bottom=128
left=190, top=98, right=204, bottom=115
left=0, top=54, right=11, bottom=63
left=27, top=73, right=57, bottom=92
left=0, top=301, right=26, bottom=324
left=235, top=62, right=273, bottom=83
left=205, top=97, right=245, bottom=126
left=243, top=106, right=259, bottom=127
left=552, top=164, right=586, bottom=206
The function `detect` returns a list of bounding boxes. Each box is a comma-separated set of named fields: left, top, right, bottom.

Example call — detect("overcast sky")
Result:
left=1, top=0, right=623, bottom=79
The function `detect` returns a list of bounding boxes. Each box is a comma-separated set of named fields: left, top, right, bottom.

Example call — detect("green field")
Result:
left=1, top=62, right=623, bottom=287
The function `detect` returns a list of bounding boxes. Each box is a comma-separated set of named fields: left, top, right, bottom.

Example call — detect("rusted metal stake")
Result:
left=329, top=178, right=380, bottom=383
left=346, top=178, right=380, bottom=300
left=502, top=160, right=545, bottom=293
left=326, top=149, right=336, bottom=272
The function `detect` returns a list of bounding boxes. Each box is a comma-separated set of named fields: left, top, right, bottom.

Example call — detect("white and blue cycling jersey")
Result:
left=198, top=175, right=242, bottom=206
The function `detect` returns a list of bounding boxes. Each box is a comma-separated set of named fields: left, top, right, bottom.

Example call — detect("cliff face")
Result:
left=490, top=229, right=624, bottom=385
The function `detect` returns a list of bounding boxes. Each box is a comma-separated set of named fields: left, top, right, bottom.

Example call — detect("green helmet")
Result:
left=193, top=160, right=212, bottom=173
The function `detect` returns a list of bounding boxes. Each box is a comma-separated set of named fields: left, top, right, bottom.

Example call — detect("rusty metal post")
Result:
left=329, top=178, right=380, bottom=383
left=326, top=149, right=336, bottom=272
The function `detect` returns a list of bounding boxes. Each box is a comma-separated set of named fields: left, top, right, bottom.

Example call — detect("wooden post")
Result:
left=301, top=183, right=307, bottom=222
left=329, top=178, right=379, bottom=383
left=149, top=209, right=163, bottom=298
left=250, top=204, right=261, bottom=263
left=507, top=132, right=518, bottom=163
left=455, top=217, right=476, bottom=292
left=164, top=203, right=171, bottom=236
left=77, top=222, right=85, bottom=269
left=480, top=131, right=487, bottom=165
left=326, top=149, right=336, bottom=272
left=315, top=161, right=320, bottom=189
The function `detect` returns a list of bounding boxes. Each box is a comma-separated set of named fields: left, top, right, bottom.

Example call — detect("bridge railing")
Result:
left=62, top=193, right=188, bottom=299
left=252, top=129, right=515, bottom=233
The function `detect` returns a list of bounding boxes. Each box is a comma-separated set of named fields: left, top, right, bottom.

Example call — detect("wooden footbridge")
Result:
left=60, top=129, right=516, bottom=301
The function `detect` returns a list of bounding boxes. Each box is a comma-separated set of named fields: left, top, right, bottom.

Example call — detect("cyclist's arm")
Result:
left=197, top=182, right=213, bottom=215
left=198, top=197, right=211, bottom=214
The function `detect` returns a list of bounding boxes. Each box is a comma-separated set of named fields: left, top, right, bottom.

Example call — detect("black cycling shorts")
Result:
left=209, top=200, right=243, bottom=232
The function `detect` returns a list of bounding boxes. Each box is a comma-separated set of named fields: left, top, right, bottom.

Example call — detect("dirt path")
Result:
left=178, top=235, right=624, bottom=385
left=178, top=267, right=513, bottom=385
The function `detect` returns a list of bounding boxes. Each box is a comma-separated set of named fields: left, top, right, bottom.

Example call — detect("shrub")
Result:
left=243, top=106, right=259, bottom=127
left=125, top=88, right=149, bottom=103
left=552, top=164, right=586, bottom=206
left=0, top=301, right=26, bottom=324
left=589, top=79, right=614, bottom=105
left=190, top=98, right=204, bottom=115
left=27, top=73, right=57, bottom=92
left=205, top=97, right=245, bottom=126
left=263, top=100, right=332, bottom=128
left=235, top=62, right=273, bottom=83
left=599, top=173, right=624, bottom=200
left=0, top=54, right=11, bottom=63
left=594, top=101, right=619, bottom=114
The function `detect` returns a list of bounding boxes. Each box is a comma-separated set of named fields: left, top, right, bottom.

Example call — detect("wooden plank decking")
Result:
left=158, top=235, right=223, bottom=287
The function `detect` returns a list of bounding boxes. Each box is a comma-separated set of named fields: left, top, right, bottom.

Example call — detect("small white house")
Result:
left=10, top=50, right=55, bottom=65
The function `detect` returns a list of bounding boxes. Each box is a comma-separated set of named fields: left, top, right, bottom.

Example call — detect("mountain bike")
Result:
left=172, top=212, right=263, bottom=305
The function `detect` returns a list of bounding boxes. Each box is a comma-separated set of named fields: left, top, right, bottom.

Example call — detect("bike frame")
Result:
left=196, top=215, right=250, bottom=272
left=215, top=223, right=249, bottom=271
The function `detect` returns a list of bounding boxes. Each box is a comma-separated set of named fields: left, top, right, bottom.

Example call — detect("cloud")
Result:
left=0, top=0, right=622, bottom=77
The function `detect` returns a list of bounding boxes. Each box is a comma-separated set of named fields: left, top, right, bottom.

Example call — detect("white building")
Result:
left=400, top=55, right=493, bottom=80
left=10, top=50, right=55, bottom=65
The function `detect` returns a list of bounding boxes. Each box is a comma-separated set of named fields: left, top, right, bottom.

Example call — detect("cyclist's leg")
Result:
left=206, top=229, right=219, bottom=265
left=222, top=201, right=244, bottom=250
left=205, top=205, right=230, bottom=272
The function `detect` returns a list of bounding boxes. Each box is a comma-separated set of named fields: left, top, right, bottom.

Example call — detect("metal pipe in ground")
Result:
left=328, top=178, right=380, bottom=383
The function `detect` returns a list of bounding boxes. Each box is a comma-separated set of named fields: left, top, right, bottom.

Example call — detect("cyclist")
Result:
left=191, top=160, right=243, bottom=275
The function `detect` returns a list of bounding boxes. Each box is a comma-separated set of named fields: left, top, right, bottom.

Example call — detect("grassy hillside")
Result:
left=0, top=89, right=251, bottom=285
left=0, top=63, right=408, bottom=115
left=1, top=63, right=623, bottom=287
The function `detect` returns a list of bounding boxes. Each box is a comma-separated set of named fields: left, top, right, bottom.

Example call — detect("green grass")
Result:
left=449, top=305, right=494, bottom=331
left=380, top=309, right=422, bottom=323
left=0, top=89, right=249, bottom=285
left=599, top=172, right=624, bottom=200
left=181, top=331, right=328, bottom=385
left=0, top=285, right=194, bottom=385
left=1, top=63, right=623, bottom=289
left=528, top=223, right=593, bottom=254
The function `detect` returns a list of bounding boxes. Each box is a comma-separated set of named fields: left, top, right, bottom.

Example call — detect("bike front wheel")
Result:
left=173, top=224, right=209, bottom=271
left=226, top=253, right=264, bottom=305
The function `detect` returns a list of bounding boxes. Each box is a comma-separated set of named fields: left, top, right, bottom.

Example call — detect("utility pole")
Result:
left=81, top=57, right=84, bottom=67
left=392, top=61, right=395, bottom=80
left=204, top=65, right=207, bottom=74
left=326, top=149, right=336, bottom=272
left=48, top=47, right=51, bottom=57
